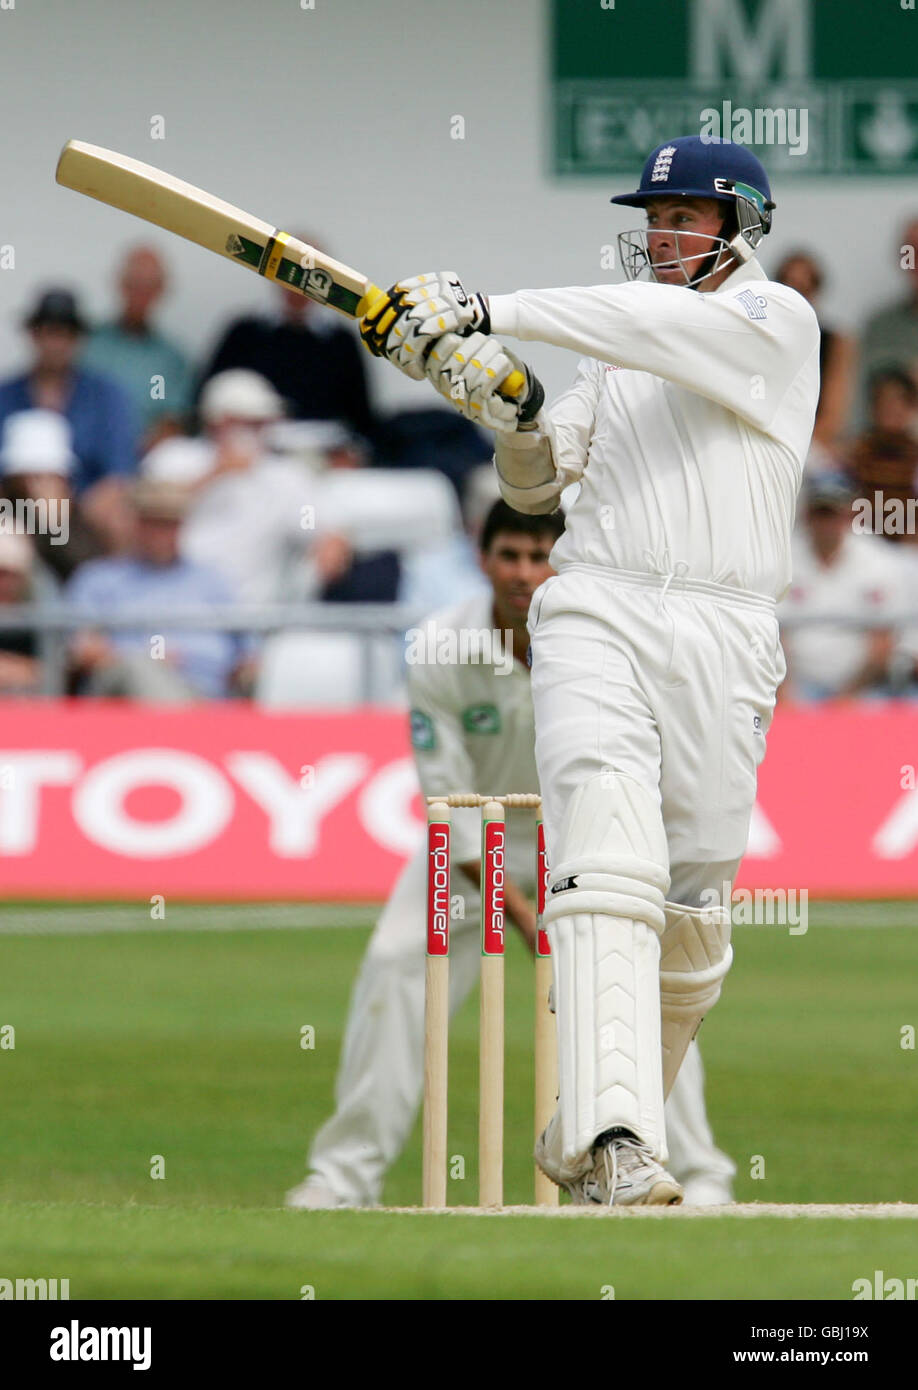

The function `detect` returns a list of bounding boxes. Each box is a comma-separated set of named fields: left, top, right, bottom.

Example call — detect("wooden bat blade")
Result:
left=54, top=140, right=525, bottom=397
left=55, top=139, right=376, bottom=318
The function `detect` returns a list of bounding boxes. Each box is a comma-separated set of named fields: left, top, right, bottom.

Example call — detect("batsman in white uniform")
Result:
left=288, top=500, right=735, bottom=1208
left=359, top=137, right=819, bottom=1204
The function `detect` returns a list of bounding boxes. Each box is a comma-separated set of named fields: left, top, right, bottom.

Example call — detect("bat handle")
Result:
left=499, top=369, right=526, bottom=399
left=356, top=284, right=386, bottom=318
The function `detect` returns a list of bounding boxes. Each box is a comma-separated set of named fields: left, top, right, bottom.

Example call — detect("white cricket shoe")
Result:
left=570, top=1130, right=683, bottom=1208
left=284, top=1177, right=350, bottom=1210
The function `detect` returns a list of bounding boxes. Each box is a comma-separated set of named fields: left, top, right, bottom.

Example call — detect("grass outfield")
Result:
left=0, top=903, right=916, bottom=1299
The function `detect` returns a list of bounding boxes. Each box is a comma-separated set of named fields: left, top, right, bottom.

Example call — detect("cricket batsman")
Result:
left=287, top=499, right=736, bottom=1209
left=358, top=137, right=819, bottom=1204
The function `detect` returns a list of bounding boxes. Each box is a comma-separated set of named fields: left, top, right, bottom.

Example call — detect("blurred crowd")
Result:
left=0, top=246, right=498, bottom=700
left=2, top=223, right=918, bottom=703
left=774, top=223, right=918, bottom=701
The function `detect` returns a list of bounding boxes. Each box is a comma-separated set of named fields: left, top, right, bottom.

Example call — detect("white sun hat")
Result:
left=0, top=410, right=77, bottom=477
left=141, top=435, right=214, bottom=485
left=199, top=369, right=285, bottom=424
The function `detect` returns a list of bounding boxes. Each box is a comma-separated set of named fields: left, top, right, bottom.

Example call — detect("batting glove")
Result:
left=359, top=271, right=490, bottom=379
left=424, top=330, right=544, bottom=433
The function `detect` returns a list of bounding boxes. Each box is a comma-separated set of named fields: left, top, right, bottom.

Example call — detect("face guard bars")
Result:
left=617, top=179, right=775, bottom=289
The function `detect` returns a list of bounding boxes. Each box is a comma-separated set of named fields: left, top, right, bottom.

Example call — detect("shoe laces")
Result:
left=600, top=1134, right=659, bottom=1205
left=600, top=1142, right=619, bottom=1208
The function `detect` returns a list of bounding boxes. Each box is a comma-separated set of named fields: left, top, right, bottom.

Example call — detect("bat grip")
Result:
left=499, top=368, right=527, bottom=400
left=356, top=283, right=386, bottom=318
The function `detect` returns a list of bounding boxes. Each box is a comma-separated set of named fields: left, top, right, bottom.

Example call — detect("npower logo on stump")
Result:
left=0, top=701, right=917, bottom=899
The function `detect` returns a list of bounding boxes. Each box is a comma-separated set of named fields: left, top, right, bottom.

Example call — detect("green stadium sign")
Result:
left=553, top=0, right=918, bottom=177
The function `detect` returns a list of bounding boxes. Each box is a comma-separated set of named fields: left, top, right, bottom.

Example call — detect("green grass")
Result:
left=0, top=906, right=916, bottom=1298
left=3, top=1203, right=917, bottom=1300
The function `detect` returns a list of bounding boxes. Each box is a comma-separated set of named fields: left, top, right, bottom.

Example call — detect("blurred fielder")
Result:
left=287, top=499, right=735, bottom=1209
left=359, top=137, right=819, bottom=1205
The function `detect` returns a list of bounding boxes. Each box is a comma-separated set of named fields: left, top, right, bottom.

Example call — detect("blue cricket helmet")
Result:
left=611, top=136, right=775, bottom=286
left=610, top=135, right=775, bottom=239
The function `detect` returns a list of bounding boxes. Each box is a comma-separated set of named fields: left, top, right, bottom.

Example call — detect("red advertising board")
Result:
left=0, top=699, right=917, bottom=900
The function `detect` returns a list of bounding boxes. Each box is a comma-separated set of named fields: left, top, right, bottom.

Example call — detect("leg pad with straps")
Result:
left=660, top=902, right=732, bottom=1099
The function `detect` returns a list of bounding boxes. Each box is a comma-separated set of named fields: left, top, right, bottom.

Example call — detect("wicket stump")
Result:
left=423, top=793, right=559, bottom=1209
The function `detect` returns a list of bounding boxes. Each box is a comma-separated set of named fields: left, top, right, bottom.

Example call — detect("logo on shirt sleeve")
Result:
left=462, top=703, right=501, bottom=735
left=735, top=289, right=768, bottom=320
left=410, top=709, right=436, bottom=751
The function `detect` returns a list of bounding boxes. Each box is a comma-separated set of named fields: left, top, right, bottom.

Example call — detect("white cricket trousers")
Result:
left=528, top=564, right=784, bottom=904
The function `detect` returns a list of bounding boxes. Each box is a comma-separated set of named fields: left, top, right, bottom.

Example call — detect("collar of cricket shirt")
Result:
left=707, top=256, right=769, bottom=296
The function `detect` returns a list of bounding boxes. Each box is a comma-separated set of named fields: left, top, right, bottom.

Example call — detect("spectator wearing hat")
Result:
left=139, top=433, right=213, bottom=486
left=198, top=256, right=374, bottom=442
left=182, top=369, right=354, bottom=604
left=846, top=368, right=918, bottom=544
left=65, top=476, right=247, bottom=701
left=0, top=288, right=139, bottom=551
left=779, top=474, right=905, bottom=702
left=0, top=532, right=42, bottom=694
left=0, top=410, right=104, bottom=583
left=82, top=246, right=193, bottom=450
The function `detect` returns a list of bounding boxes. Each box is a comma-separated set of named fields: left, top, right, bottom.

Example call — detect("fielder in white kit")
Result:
left=288, top=500, right=736, bottom=1208
left=360, top=137, right=819, bottom=1204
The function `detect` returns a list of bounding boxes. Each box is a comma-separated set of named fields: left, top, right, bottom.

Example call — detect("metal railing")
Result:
left=0, top=601, right=428, bottom=700
left=1, top=599, right=917, bottom=700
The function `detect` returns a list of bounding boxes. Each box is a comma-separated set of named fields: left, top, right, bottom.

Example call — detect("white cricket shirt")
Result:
left=490, top=259, right=820, bottom=600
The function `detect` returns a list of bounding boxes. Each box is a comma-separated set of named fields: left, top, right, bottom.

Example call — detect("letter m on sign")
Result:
left=691, top=0, right=811, bottom=81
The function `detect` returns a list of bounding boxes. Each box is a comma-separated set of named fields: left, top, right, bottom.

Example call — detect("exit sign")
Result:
left=553, top=0, right=918, bottom=177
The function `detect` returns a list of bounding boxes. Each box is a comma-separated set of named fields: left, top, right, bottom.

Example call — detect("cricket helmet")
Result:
left=610, top=135, right=775, bottom=288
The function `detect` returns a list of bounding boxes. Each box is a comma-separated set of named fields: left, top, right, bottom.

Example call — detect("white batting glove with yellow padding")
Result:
left=359, top=271, right=489, bottom=379
left=424, top=330, right=544, bottom=433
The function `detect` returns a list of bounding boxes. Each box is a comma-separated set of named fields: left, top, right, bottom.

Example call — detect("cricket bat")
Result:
left=55, top=140, right=525, bottom=398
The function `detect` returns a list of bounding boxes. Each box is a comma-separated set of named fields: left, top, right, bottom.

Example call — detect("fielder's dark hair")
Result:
left=480, top=498, right=564, bottom=553
left=868, top=366, right=918, bottom=405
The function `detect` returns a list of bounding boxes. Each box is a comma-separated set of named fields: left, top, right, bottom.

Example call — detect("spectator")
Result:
left=0, top=532, right=42, bottom=694
left=373, top=408, right=493, bottom=500
left=182, top=369, right=352, bottom=603
left=0, top=288, right=138, bottom=551
left=0, top=410, right=104, bottom=583
left=775, top=250, right=855, bottom=449
left=892, top=537, right=918, bottom=694
left=847, top=369, right=918, bottom=544
left=140, top=433, right=212, bottom=486
left=858, top=215, right=918, bottom=422
left=66, top=476, right=247, bottom=701
left=779, top=474, right=904, bottom=701
left=82, top=246, right=193, bottom=449
left=198, top=253, right=374, bottom=442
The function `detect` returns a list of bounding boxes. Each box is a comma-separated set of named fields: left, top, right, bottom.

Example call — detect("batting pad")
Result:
left=540, top=774, right=670, bottom=1168
left=659, top=902, right=732, bottom=1099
